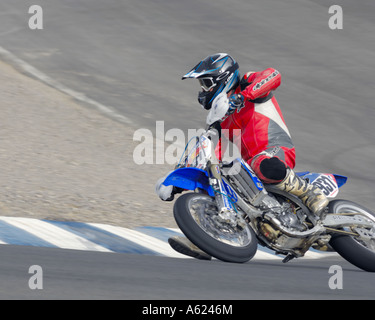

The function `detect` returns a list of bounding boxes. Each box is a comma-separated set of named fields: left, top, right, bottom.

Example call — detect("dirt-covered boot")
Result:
left=168, top=236, right=212, bottom=260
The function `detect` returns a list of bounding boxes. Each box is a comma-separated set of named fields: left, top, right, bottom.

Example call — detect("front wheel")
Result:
left=328, top=200, right=375, bottom=272
left=173, top=193, right=257, bottom=263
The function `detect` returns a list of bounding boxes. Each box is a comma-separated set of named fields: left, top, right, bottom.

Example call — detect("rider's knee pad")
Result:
left=252, top=156, right=287, bottom=184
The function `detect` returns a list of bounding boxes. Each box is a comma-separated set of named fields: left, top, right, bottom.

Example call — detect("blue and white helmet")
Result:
left=182, top=53, right=240, bottom=110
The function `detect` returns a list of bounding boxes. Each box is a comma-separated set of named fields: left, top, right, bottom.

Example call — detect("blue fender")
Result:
left=332, top=174, right=348, bottom=188
left=163, top=167, right=215, bottom=197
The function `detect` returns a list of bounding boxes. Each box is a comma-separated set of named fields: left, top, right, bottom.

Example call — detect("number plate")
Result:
left=302, top=173, right=339, bottom=198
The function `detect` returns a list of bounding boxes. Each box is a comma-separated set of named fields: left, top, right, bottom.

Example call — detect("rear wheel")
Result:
left=173, top=193, right=257, bottom=263
left=328, top=200, right=375, bottom=272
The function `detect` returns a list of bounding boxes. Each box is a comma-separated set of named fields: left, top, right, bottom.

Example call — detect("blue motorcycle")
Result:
left=159, top=93, right=375, bottom=272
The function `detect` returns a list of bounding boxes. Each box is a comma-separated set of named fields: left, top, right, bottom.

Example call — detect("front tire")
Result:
left=328, top=200, right=375, bottom=272
left=173, top=193, right=257, bottom=263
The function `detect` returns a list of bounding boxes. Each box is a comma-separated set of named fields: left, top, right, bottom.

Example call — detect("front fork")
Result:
left=208, top=162, right=234, bottom=213
left=203, top=129, right=234, bottom=214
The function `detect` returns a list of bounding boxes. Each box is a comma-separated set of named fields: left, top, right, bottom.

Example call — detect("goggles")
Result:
left=199, top=77, right=217, bottom=92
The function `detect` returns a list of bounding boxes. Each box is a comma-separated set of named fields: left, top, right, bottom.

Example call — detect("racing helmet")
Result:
left=182, top=53, right=240, bottom=110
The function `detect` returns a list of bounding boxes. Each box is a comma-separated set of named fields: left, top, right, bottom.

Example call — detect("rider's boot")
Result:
left=273, top=168, right=329, bottom=217
left=168, top=236, right=212, bottom=260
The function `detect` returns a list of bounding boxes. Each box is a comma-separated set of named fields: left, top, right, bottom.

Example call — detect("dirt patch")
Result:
left=0, top=60, right=177, bottom=229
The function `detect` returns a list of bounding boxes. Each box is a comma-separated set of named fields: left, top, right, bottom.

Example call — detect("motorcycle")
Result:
left=159, top=93, right=375, bottom=272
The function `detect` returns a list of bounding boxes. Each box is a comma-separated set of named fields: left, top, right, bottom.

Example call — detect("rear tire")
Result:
left=173, top=193, right=257, bottom=263
left=328, top=200, right=375, bottom=272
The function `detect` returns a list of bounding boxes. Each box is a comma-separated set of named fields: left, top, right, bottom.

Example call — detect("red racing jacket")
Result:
left=215, top=68, right=295, bottom=168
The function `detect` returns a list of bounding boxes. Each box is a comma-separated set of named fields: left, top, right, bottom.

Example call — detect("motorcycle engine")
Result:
left=258, top=220, right=307, bottom=254
left=257, top=196, right=310, bottom=255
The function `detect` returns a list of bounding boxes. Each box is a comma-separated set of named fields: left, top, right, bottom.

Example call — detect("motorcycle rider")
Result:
left=157, top=53, right=329, bottom=217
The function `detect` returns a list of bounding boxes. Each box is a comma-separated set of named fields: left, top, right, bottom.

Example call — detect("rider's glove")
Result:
left=155, top=174, right=184, bottom=201
left=155, top=175, right=174, bottom=201
left=227, top=93, right=244, bottom=115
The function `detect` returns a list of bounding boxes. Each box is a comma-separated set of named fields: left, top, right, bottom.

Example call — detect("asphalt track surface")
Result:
left=1, top=0, right=375, bottom=299
left=0, top=245, right=371, bottom=300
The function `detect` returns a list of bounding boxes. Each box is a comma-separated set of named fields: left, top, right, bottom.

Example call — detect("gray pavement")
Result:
left=1, top=0, right=375, bottom=207
left=0, top=245, right=372, bottom=300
